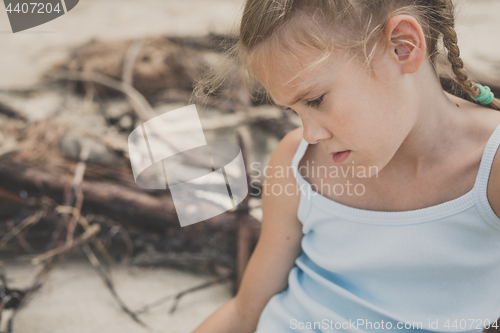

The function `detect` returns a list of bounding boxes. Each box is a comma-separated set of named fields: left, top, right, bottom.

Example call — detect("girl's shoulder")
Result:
left=475, top=109, right=500, bottom=219
left=273, top=127, right=304, bottom=163
left=264, top=127, right=305, bottom=182
left=489, top=144, right=500, bottom=219
left=261, top=127, right=305, bottom=215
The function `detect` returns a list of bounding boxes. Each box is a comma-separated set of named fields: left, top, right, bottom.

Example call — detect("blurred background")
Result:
left=0, top=0, right=498, bottom=332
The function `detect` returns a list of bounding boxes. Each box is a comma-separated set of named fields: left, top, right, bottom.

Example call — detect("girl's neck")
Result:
left=380, top=60, right=478, bottom=178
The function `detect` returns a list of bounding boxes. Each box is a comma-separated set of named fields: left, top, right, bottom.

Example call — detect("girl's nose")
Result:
left=303, top=123, right=332, bottom=144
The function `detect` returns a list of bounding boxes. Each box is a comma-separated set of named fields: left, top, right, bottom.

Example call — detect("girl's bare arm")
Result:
left=191, top=127, right=305, bottom=333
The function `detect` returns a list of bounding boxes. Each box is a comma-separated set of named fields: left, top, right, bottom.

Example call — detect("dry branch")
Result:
left=122, top=40, right=143, bottom=87
left=0, top=161, right=178, bottom=226
left=82, top=244, right=146, bottom=327
left=0, top=101, right=28, bottom=122
left=0, top=211, right=45, bottom=250
left=135, top=273, right=232, bottom=315
left=30, top=224, right=100, bottom=265
left=45, top=69, right=156, bottom=121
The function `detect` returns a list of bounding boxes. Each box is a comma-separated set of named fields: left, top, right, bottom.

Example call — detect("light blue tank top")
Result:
left=255, top=122, right=500, bottom=333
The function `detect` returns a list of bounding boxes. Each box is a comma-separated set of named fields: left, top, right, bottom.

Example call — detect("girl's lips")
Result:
left=331, top=150, right=350, bottom=163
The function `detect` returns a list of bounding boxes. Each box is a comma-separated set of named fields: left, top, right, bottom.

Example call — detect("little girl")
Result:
left=192, top=0, right=500, bottom=332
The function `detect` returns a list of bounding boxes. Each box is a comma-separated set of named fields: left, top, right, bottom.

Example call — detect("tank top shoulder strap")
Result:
left=473, top=122, right=500, bottom=228
left=291, top=138, right=312, bottom=223
left=291, top=138, right=309, bottom=183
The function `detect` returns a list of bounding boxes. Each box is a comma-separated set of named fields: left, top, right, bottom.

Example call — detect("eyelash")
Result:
left=306, top=95, right=325, bottom=108
left=284, top=95, right=325, bottom=114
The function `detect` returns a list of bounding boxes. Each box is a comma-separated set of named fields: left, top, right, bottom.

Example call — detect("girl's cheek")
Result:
left=327, top=103, right=353, bottom=129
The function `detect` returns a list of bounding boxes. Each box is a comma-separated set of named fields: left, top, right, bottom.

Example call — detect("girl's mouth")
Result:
left=331, top=150, right=351, bottom=163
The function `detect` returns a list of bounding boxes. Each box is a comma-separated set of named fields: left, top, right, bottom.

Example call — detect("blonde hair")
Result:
left=191, top=0, right=500, bottom=110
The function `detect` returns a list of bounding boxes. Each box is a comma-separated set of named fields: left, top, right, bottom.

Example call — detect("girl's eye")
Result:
left=306, top=95, right=324, bottom=108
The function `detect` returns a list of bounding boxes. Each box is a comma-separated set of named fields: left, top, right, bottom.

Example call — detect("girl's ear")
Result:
left=384, top=15, right=427, bottom=74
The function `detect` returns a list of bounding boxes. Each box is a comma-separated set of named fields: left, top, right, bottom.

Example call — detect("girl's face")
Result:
left=251, top=43, right=418, bottom=176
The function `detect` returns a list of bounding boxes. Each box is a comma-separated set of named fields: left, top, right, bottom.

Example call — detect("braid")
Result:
left=434, top=0, right=500, bottom=110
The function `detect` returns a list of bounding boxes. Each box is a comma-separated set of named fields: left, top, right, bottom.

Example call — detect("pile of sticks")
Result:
left=0, top=33, right=270, bottom=331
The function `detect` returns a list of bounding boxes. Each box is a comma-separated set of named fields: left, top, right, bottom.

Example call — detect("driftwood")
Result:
left=46, top=69, right=156, bottom=121
left=0, top=63, right=266, bottom=276
left=0, top=34, right=278, bottom=328
left=0, top=160, right=261, bottom=265
left=0, top=160, right=175, bottom=227
left=0, top=102, right=28, bottom=122
left=46, top=69, right=223, bottom=171
left=166, top=33, right=238, bottom=53
left=0, top=139, right=147, bottom=330
left=50, top=34, right=256, bottom=112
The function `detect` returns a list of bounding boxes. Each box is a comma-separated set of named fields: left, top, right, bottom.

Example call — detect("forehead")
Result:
left=251, top=44, right=320, bottom=86
left=249, top=43, right=343, bottom=104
